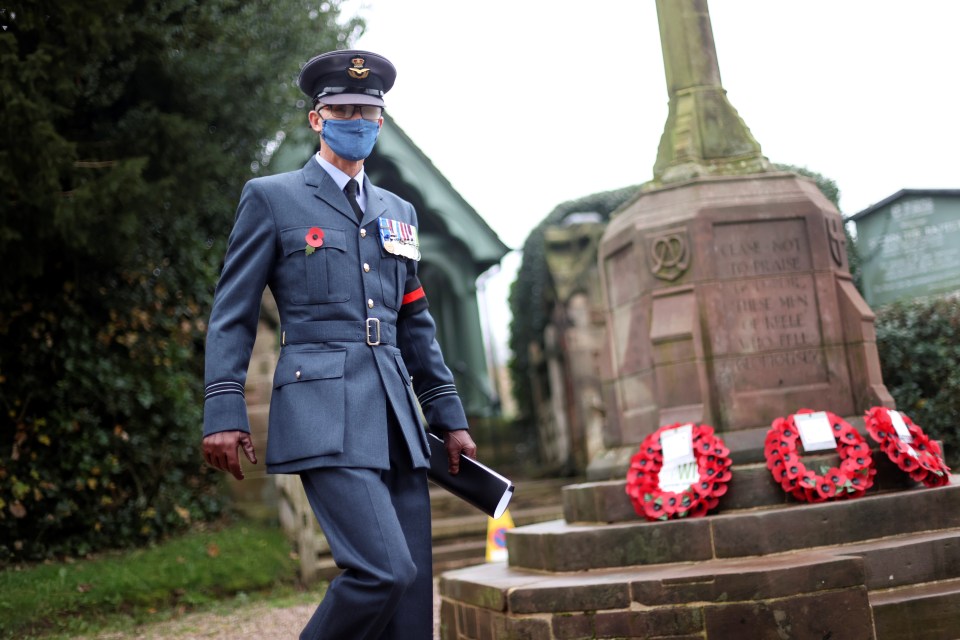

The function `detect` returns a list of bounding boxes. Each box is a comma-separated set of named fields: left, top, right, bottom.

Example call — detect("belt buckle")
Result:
left=365, top=318, right=381, bottom=346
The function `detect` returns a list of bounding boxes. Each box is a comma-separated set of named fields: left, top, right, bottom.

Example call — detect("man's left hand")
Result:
left=444, top=429, right=477, bottom=475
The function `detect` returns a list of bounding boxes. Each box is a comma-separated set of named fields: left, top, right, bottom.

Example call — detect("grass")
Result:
left=0, top=519, right=325, bottom=639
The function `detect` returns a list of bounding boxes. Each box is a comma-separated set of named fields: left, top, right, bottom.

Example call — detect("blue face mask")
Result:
left=320, top=118, right=380, bottom=161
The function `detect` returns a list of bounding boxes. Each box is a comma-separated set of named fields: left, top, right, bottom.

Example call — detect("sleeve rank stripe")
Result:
left=204, top=381, right=245, bottom=399
left=418, top=384, right=457, bottom=405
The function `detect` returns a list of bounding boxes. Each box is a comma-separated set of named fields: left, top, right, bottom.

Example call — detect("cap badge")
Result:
left=347, top=57, right=370, bottom=80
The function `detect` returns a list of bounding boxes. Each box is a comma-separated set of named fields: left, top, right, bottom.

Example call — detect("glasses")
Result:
left=318, top=104, right=383, bottom=121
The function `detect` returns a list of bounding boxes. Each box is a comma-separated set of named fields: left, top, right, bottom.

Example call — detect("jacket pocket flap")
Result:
left=279, top=226, right=347, bottom=256
left=274, top=349, right=346, bottom=388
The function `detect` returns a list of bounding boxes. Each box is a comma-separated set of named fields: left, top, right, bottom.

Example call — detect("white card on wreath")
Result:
left=660, top=423, right=695, bottom=466
left=658, top=461, right=699, bottom=493
left=794, top=411, right=836, bottom=452
left=887, top=409, right=913, bottom=443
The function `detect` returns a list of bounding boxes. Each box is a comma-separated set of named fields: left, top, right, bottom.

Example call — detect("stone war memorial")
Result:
left=438, top=1, right=960, bottom=639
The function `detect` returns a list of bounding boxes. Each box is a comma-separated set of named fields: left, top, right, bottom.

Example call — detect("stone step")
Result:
left=429, top=476, right=571, bottom=519
left=439, top=549, right=877, bottom=639
left=508, top=481, right=960, bottom=572
left=306, top=538, right=494, bottom=583
left=564, top=452, right=921, bottom=524
left=432, top=538, right=489, bottom=575
left=440, top=528, right=960, bottom=639
left=431, top=504, right=563, bottom=542
left=304, top=482, right=566, bottom=584
left=844, top=527, right=960, bottom=590
left=870, top=576, right=960, bottom=640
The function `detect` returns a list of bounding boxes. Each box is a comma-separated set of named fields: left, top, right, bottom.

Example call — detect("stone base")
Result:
left=439, top=471, right=960, bottom=639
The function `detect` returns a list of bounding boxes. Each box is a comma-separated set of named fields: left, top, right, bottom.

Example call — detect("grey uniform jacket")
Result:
left=202, top=158, right=468, bottom=473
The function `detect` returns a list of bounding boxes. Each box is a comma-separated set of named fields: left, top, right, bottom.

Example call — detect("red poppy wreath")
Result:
left=764, top=409, right=875, bottom=502
left=864, top=407, right=951, bottom=488
left=625, top=423, right=732, bottom=521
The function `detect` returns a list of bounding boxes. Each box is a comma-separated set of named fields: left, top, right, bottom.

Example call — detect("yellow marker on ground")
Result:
left=485, top=509, right=514, bottom=562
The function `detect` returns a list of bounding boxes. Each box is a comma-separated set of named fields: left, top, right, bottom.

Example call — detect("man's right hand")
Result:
left=203, top=430, right=258, bottom=480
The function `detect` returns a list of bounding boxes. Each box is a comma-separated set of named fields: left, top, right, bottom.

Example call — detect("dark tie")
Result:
left=344, top=179, right=364, bottom=223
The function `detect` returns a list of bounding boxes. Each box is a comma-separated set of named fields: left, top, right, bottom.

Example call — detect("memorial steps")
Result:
left=428, top=477, right=568, bottom=575
left=288, top=476, right=569, bottom=583
left=438, top=447, right=960, bottom=639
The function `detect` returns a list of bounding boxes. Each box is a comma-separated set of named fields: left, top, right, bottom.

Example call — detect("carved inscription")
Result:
left=713, top=219, right=810, bottom=278
left=709, top=220, right=826, bottom=389
left=712, top=275, right=821, bottom=356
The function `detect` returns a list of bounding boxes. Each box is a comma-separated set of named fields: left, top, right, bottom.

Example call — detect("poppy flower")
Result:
left=839, top=429, right=860, bottom=445
left=909, top=468, right=929, bottom=483
left=799, top=470, right=818, bottom=490
left=841, top=456, right=869, bottom=475
left=824, top=467, right=848, bottom=487
left=784, top=460, right=806, bottom=480
left=305, top=227, right=324, bottom=252
left=643, top=498, right=667, bottom=520
left=816, top=477, right=839, bottom=499
left=849, top=442, right=871, bottom=457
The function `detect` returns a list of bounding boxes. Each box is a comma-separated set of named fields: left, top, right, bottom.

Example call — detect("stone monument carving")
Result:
left=594, top=0, right=892, bottom=473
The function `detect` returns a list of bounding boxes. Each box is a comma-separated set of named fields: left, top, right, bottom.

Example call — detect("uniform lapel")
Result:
left=301, top=158, right=357, bottom=226
left=361, top=175, right=388, bottom=229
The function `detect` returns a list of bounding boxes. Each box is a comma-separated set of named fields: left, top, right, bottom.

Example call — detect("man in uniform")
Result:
left=201, top=49, right=477, bottom=640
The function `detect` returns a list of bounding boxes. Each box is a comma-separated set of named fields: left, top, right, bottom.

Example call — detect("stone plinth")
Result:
left=596, top=172, right=892, bottom=474
left=439, top=478, right=960, bottom=640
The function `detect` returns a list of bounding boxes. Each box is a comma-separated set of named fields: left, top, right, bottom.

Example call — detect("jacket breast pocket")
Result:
left=378, top=247, right=406, bottom=311
left=280, top=226, right=350, bottom=305
left=266, top=349, right=346, bottom=464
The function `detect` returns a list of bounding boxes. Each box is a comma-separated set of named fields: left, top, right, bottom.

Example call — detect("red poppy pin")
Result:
left=305, top=227, right=324, bottom=255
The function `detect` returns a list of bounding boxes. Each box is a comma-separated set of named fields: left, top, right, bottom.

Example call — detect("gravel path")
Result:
left=81, top=581, right=442, bottom=640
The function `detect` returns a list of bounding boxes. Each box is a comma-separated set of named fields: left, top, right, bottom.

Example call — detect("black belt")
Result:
left=281, top=319, right=396, bottom=347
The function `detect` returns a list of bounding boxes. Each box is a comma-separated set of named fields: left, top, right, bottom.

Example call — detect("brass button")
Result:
left=363, top=263, right=370, bottom=272
left=360, top=229, right=367, bottom=238
left=367, top=299, right=374, bottom=309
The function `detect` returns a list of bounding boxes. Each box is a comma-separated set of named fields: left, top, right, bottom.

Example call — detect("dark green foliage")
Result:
left=0, top=1, right=361, bottom=562
left=874, top=296, right=960, bottom=467
left=507, top=185, right=641, bottom=421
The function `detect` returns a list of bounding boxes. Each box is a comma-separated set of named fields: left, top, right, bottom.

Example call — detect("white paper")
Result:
left=658, top=461, right=699, bottom=494
left=887, top=409, right=913, bottom=443
left=660, top=423, right=695, bottom=465
left=794, top=411, right=837, bottom=452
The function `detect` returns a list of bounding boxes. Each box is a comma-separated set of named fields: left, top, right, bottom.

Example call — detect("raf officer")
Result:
left=201, top=49, right=478, bottom=640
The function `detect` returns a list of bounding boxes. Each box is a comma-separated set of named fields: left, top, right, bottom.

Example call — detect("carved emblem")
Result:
left=347, top=57, right=370, bottom=80
left=648, top=229, right=690, bottom=281
left=825, top=217, right=846, bottom=267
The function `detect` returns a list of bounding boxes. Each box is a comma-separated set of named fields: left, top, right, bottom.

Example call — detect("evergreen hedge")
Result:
left=875, top=296, right=960, bottom=467
left=0, top=0, right=360, bottom=562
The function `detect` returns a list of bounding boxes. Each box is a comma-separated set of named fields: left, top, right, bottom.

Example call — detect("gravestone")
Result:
left=593, top=0, right=892, bottom=474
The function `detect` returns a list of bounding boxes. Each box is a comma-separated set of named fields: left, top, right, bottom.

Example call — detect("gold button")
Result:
left=363, top=263, right=370, bottom=272
left=367, top=299, right=374, bottom=309
left=360, top=229, right=367, bottom=238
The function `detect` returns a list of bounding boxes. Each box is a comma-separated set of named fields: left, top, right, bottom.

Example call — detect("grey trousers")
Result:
left=298, top=418, right=433, bottom=640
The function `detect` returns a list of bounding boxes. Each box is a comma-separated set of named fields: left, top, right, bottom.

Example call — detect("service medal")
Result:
left=378, top=217, right=420, bottom=261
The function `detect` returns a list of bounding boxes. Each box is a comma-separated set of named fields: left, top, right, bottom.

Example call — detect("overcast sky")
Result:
left=340, top=0, right=960, bottom=360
